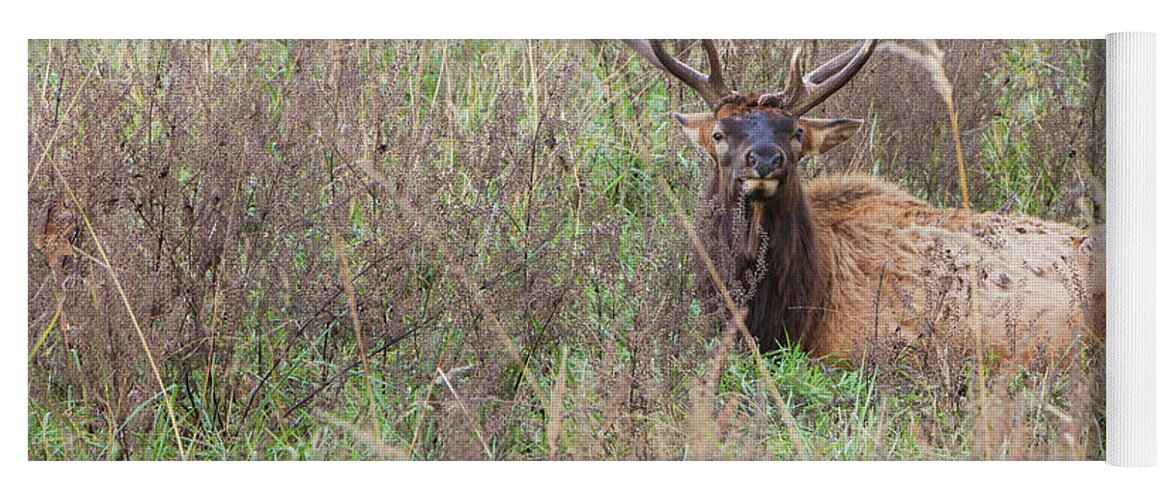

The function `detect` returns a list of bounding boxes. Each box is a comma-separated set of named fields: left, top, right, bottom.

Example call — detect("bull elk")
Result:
left=626, top=40, right=1104, bottom=366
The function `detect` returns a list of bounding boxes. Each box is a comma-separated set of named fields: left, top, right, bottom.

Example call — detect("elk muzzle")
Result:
left=739, top=146, right=786, bottom=199
left=746, top=147, right=784, bottom=177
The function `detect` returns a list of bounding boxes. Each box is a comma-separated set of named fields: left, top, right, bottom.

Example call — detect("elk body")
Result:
left=627, top=40, right=1104, bottom=366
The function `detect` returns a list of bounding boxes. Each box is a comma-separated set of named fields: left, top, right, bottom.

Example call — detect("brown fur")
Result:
left=646, top=48, right=1104, bottom=367
left=705, top=167, right=825, bottom=351
left=705, top=171, right=1105, bottom=366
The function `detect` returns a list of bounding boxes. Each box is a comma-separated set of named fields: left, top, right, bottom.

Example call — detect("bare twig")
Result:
left=47, top=154, right=188, bottom=460
left=357, top=162, right=550, bottom=411
left=329, top=225, right=379, bottom=439
left=283, top=319, right=432, bottom=418
left=656, top=176, right=810, bottom=459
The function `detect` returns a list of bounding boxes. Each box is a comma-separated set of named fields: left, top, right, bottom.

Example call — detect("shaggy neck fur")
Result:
left=713, top=178, right=827, bottom=350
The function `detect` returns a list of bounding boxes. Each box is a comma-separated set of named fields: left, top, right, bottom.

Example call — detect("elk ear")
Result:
left=672, top=112, right=717, bottom=154
left=798, top=118, right=863, bottom=156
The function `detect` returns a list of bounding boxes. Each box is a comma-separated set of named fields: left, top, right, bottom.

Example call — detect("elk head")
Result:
left=626, top=40, right=875, bottom=204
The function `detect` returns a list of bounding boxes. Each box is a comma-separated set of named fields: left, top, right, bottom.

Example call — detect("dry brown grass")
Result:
left=28, top=39, right=1104, bottom=460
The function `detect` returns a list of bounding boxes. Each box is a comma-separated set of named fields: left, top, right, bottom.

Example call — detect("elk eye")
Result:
left=793, top=128, right=804, bottom=142
left=712, top=132, right=724, bottom=142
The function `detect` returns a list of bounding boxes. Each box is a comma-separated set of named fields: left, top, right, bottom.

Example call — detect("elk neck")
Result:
left=732, top=177, right=810, bottom=262
left=723, top=178, right=828, bottom=349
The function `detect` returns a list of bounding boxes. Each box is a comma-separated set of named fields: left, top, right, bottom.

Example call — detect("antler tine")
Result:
left=792, top=39, right=877, bottom=115
left=700, top=40, right=727, bottom=100
left=623, top=39, right=732, bottom=111
left=651, top=40, right=732, bottom=110
left=621, top=39, right=667, bottom=72
left=771, top=40, right=878, bottom=116
left=765, top=47, right=808, bottom=110
left=804, top=40, right=874, bottom=85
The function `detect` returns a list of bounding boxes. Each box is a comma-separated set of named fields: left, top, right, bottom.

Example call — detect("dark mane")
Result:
left=703, top=178, right=828, bottom=349
left=633, top=39, right=1100, bottom=365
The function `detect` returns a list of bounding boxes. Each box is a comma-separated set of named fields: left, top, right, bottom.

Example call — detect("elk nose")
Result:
left=746, top=148, right=783, bottom=176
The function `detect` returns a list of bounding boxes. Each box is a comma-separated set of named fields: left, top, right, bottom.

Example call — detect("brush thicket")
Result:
left=28, top=39, right=1104, bottom=460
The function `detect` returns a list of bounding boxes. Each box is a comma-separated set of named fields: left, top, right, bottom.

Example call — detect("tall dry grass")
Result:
left=28, top=39, right=1104, bottom=460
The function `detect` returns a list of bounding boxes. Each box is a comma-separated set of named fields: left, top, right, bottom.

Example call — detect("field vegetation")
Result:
left=28, top=39, right=1104, bottom=460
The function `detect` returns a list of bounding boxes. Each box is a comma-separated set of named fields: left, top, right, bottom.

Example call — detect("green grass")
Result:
left=27, top=39, right=1103, bottom=460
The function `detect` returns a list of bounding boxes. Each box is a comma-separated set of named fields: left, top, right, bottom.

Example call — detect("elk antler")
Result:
left=762, top=40, right=877, bottom=116
left=623, top=39, right=734, bottom=111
